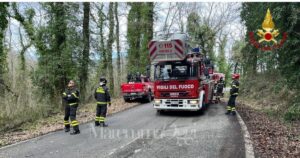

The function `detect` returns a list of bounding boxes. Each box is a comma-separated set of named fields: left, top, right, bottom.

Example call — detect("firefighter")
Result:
left=62, top=80, right=80, bottom=135
left=216, top=77, right=225, bottom=102
left=135, top=72, right=142, bottom=82
left=226, top=74, right=240, bottom=115
left=94, top=77, right=111, bottom=127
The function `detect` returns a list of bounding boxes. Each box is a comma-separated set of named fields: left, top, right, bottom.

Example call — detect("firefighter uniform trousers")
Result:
left=227, top=95, right=237, bottom=113
left=94, top=86, right=111, bottom=126
left=227, top=80, right=239, bottom=114
left=63, top=90, right=80, bottom=132
left=95, top=103, right=107, bottom=124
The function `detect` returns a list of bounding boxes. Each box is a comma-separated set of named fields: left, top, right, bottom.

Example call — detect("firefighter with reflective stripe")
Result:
left=216, top=77, right=225, bottom=102
left=62, top=80, right=80, bottom=135
left=94, top=77, right=111, bottom=127
left=226, top=74, right=240, bottom=116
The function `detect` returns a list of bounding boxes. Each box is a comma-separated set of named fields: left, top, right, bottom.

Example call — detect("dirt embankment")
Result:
left=0, top=98, right=141, bottom=147
left=237, top=102, right=300, bottom=158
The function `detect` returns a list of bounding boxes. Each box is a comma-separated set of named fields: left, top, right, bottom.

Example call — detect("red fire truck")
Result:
left=148, top=33, right=215, bottom=113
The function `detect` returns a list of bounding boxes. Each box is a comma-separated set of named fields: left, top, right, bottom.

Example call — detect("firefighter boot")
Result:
left=95, top=121, right=100, bottom=127
left=95, top=116, right=101, bottom=126
left=225, top=111, right=231, bottom=115
left=231, top=107, right=236, bottom=116
left=225, top=106, right=231, bottom=115
left=231, top=111, right=236, bottom=116
left=65, top=124, right=70, bottom=132
left=100, top=122, right=108, bottom=127
left=70, top=125, right=80, bottom=135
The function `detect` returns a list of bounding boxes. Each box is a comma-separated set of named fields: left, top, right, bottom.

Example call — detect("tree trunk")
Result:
left=80, top=2, right=90, bottom=101
left=114, top=3, right=121, bottom=86
left=18, top=27, right=32, bottom=71
left=234, top=62, right=238, bottom=74
left=107, top=2, right=115, bottom=96
left=0, top=3, right=9, bottom=96
left=140, top=2, right=154, bottom=74
left=98, top=3, right=107, bottom=78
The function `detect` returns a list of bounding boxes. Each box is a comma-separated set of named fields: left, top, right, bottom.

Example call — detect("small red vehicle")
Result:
left=121, top=74, right=154, bottom=103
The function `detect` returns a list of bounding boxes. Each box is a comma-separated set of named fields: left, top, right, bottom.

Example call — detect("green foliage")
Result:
left=217, top=36, right=227, bottom=73
left=0, top=2, right=9, bottom=94
left=272, top=77, right=288, bottom=94
left=187, top=12, right=200, bottom=36
left=240, top=3, right=300, bottom=121
left=13, top=3, right=82, bottom=105
left=114, top=2, right=121, bottom=77
left=107, top=2, right=115, bottom=96
left=140, top=2, right=154, bottom=74
left=79, top=2, right=90, bottom=101
left=187, top=12, right=216, bottom=62
left=127, top=2, right=153, bottom=74
left=98, top=3, right=107, bottom=77
left=284, top=101, right=300, bottom=121
left=127, top=3, right=142, bottom=73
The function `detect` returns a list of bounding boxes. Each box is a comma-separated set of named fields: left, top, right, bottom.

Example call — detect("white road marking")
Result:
left=89, top=123, right=97, bottom=138
left=134, top=149, right=141, bottom=153
left=236, top=112, right=255, bottom=158
left=107, top=137, right=139, bottom=156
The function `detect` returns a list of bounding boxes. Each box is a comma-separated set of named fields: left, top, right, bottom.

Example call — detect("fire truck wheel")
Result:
left=146, top=93, right=152, bottom=103
left=156, top=110, right=164, bottom=115
left=199, top=94, right=206, bottom=114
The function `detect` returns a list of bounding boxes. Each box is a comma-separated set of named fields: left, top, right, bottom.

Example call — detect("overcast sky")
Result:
left=5, top=2, right=245, bottom=63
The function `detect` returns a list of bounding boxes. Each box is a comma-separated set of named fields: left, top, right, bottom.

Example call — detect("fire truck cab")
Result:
left=148, top=33, right=215, bottom=112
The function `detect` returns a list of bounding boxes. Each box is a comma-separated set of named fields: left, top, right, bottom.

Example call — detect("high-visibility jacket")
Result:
left=63, top=88, right=80, bottom=106
left=230, top=80, right=239, bottom=96
left=94, top=85, right=111, bottom=105
left=217, top=80, right=225, bottom=90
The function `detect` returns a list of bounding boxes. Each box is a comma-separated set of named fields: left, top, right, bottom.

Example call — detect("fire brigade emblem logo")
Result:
left=249, top=8, right=287, bottom=51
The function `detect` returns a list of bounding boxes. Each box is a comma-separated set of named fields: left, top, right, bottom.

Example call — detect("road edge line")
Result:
left=236, top=112, right=255, bottom=158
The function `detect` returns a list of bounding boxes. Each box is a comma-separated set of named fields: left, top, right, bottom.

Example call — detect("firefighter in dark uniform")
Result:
left=62, top=80, right=80, bottom=135
left=216, top=77, right=225, bottom=102
left=94, top=77, right=111, bottom=127
left=226, top=74, right=240, bottom=115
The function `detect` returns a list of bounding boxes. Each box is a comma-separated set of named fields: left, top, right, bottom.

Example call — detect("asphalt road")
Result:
left=0, top=102, right=245, bottom=158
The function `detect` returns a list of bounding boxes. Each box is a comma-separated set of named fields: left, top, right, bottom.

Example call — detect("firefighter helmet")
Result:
left=232, top=74, right=240, bottom=79
left=99, top=77, right=107, bottom=85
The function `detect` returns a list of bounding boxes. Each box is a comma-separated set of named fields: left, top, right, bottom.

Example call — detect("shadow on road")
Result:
left=156, top=105, right=213, bottom=117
